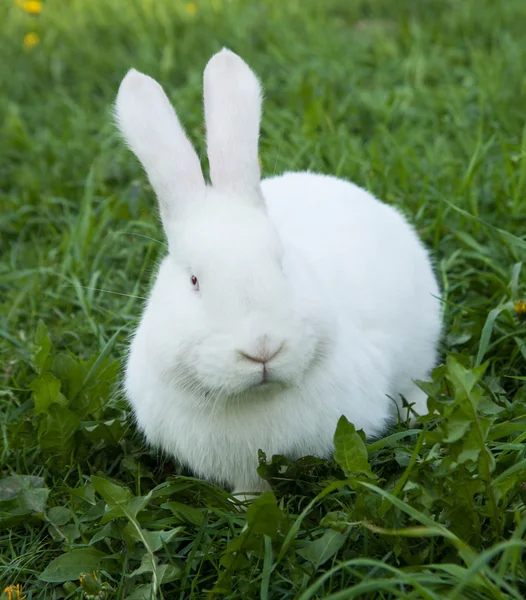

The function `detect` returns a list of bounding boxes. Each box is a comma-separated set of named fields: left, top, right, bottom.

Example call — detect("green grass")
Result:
left=1, top=0, right=526, bottom=598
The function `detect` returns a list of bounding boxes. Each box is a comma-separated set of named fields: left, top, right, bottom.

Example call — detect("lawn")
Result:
left=1, top=0, right=526, bottom=598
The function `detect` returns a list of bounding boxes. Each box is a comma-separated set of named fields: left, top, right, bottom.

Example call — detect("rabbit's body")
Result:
left=117, top=50, right=441, bottom=495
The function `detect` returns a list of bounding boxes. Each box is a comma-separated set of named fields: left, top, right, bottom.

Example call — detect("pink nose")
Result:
left=238, top=344, right=283, bottom=364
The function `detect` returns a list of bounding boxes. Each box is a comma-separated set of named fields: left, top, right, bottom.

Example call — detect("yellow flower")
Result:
left=514, top=299, right=526, bottom=321
left=16, top=0, right=43, bottom=15
left=23, top=32, right=40, bottom=48
left=3, top=584, right=26, bottom=600
left=186, top=2, right=197, bottom=15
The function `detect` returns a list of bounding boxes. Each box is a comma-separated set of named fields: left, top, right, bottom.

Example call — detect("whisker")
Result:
left=114, top=231, right=168, bottom=247
left=64, top=284, right=147, bottom=301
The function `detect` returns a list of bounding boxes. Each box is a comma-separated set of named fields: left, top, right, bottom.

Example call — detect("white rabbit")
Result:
left=115, top=49, right=441, bottom=496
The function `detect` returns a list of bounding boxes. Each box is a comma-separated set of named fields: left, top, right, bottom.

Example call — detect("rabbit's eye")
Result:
left=191, top=275, right=199, bottom=291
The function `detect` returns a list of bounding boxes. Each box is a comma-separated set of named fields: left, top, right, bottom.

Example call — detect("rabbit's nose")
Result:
left=238, top=342, right=284, bottom=364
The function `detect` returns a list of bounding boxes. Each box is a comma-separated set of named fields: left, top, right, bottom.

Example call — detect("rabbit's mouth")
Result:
left=255, top=380, right=272, bottom=389
left=256, top=369, right=274, bottom=388
left=247, top=366, right=290, bottom=393
left=261, top=364, right=270, bottom=383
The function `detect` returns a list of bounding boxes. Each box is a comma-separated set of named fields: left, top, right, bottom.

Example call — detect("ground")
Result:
left=1, top=0, right=525, bottom=598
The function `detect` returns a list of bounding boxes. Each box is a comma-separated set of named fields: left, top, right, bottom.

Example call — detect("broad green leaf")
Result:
left=52, top=352, right=85, bottom=399
left=129, top=553, right=181, bottom=583
left=122, top=521, right=140, bottom=550
left=81, top=418, right=126, bottom=444
left=91, top=475, right=132, bottom=507
left=161, top=501, right=205, bottom=526
left=38, top=404, right=80, bottom=459
left=30, top=372, right=67, bottom=415
left=121, top=522, right=183, bottom=552
left=446, top=355, right=487, bottom=404
left=126, top=584, right=156, bottom=600
left=89, top=521, right=123, bottom=545
left=99, top=495, right=150, bottom=525
left=444, top=418, right=471, bottom=443
left=39, top=548, right=107, bottom=582
left=477, top=395, right=505, bottom=415
left=457, top=448, right=480, bottom=464
left=34, top=320, right=52, bottom=371
left=15, top=486, right=49, bottom=515
left=246, top=492, right=283, bottom=538
left=61, top=524, right=81, bottom=544
left=0, top=474, right=49, bottom=525
left=78, top=503, right=105, bottom=524
left=91, top=476, right=152, bottom=525
left=457, top=444, right=481, bottom=464
left=297, top=529, right=348, bottom=568
left=100, top=496, right=149, bottom=525
left=47, top=506, right=71, bottom=526
left=129, top=553, right=158, bottom=578
left=333, top=416, right=376, bottom=479
left=0, top=474, right=44, bottom=501
left=159, top=563, right=182, bottom=584
left=142, top=527, right=183, bottom=552
left=127, top=495, right=151, bottom=519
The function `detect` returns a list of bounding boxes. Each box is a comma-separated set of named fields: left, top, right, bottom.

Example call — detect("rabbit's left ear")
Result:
left=204, top=49, right=263, bottom=199
left=115, top=69, right=205, bottom=228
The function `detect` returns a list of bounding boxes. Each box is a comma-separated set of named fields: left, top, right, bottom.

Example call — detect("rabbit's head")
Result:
left=116, top=49, right=326, bottom=402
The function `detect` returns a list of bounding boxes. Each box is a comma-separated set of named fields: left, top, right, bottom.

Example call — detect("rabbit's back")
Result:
left=263, top=171, right=439, bottom=320
left=263, top=171, right=441, bottom=412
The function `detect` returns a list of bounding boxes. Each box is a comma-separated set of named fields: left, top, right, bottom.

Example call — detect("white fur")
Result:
left=204, top=49, right=263, bottom=196
left=116, top=50, right=442, bottom=495
left=115, top=68, right=205, bottom=228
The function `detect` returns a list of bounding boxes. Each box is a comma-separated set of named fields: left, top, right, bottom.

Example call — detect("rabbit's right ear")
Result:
left=203, top=49, right=263, bottom=198
left=115, top=69, right=205, bottom=227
